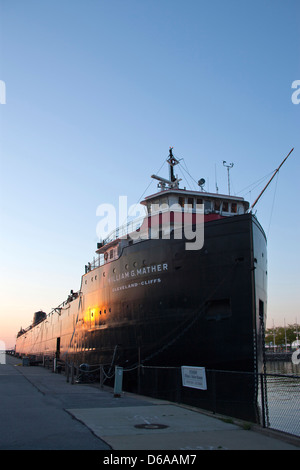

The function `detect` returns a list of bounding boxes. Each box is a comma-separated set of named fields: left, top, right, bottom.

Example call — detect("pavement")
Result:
left=1, top=354, right=299, bottom=452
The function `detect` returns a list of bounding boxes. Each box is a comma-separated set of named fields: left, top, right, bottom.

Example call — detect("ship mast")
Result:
left=250, top=148, right=294, bottom=211
left=167, top=147, right=179, bottom=183
left=151, top=147, right=181, bottom=190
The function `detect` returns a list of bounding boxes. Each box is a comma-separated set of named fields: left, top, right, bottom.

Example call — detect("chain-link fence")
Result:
left=258, top=372, right=300, bottom=437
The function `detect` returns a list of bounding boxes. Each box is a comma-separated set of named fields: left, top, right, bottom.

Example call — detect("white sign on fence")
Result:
left=181, top=366, right=207, bottom=390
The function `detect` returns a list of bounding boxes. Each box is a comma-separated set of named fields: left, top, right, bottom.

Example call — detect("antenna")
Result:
left=223, top=161, right=234, bottom=195
left=215, top=163, right=219, bottom=193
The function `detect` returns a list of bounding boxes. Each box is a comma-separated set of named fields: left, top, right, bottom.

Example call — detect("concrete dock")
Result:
left=1, top=355, right=299, bottom=451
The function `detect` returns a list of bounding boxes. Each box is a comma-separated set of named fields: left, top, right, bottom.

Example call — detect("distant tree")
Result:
left=265, top=324, right=298, bottom=349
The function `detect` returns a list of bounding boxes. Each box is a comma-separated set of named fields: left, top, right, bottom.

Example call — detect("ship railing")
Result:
left=100, top=203, right=205, bottom=247
left=86, top=255, right=105, bottom=271
left=48, top=291, right=81, bottom=314
left=85, top=215, right=147, bottom=272
left=86, top=252, right=122, bottom=271
left=87, top=205, right=205, bottom=272
left=102, top=215, right=146, bottom=245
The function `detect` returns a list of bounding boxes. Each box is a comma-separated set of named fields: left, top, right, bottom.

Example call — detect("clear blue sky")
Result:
left=0, top=0, right=299, bottom=347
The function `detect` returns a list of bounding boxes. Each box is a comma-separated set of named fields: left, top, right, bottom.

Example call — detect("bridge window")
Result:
left=204, top=200, right=212, bottom=211
left=214, top=200, right=221, bottom=212
left=187, top=197, right=194, bottom=208
left=178, top=197, right=185, bottom=207
left=231, top=203, right=237, bottom=213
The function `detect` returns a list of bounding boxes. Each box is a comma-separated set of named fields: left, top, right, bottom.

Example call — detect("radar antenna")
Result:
left=151, top=147, right=181, bottom=190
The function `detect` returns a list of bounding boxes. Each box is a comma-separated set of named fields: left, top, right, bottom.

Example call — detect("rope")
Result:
left=267, top=170, right=279, bottom=237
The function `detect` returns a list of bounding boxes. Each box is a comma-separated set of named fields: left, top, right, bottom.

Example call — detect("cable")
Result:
left=267, top=170, right=279, bottom=237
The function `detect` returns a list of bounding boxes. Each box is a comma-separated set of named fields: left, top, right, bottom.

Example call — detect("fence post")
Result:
left=138, top=347, right=141, bottom=395
left=260, top=373, right=266, bottom=428
left=71, top=362, right=74, bottom=384
left=114, top=366, right=123, bottom=397
left=211, top=370, right=217, bottom=414
left=176, top=367, right=182, bottom=403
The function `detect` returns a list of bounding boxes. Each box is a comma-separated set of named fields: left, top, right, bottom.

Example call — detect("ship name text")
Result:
left=108, top=263, right=168, bottom=283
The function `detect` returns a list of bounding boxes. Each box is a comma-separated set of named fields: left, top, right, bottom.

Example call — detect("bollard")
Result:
left=22, top=356, right=29, bottom=367
left=114, top=366, right=123, bottom=397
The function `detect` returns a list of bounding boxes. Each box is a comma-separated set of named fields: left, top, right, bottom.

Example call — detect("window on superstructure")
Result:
left=110, top=249, right=114, bottom=259
left=204, top=200, right=212, bottom=211
left=231, top=203, right=237, bottom=213
left=196, top=198, right=203, bottom=206
left=222, top=201, right=229, bottom=212
left=187, top=197, right=194, bottom=208
left=178, top=197, right=185, bottom=207
left=214, top=200, right=221, bottom=212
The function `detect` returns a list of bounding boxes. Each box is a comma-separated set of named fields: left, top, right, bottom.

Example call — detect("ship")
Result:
left=14, top=147, right=293, bottom=422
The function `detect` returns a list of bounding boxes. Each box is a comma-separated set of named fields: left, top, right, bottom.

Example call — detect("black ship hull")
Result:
left=15, top=213, right=267, bottom=421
